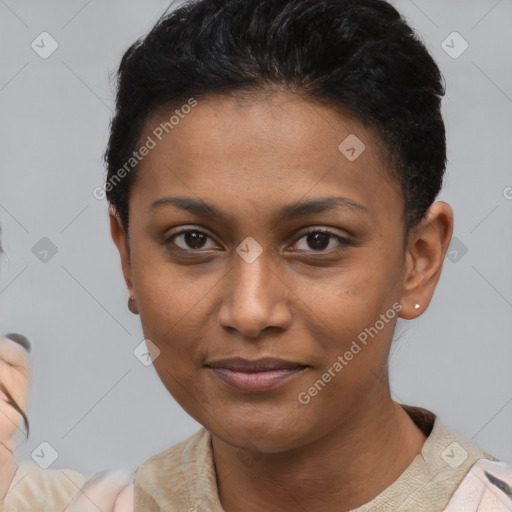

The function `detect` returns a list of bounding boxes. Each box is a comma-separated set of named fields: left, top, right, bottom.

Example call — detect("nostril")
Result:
left=4, top=333, right=31, bottom=353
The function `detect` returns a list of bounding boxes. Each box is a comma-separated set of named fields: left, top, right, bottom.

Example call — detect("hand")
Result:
left=0, top=333, right=31, bottom=502
left=64, top=469, right=134, bottom=512
left=0, top=333, right=134, bottom=511
left=443, top=459, right=512, bottom=511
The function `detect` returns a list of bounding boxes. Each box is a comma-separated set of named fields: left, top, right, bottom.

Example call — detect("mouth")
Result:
left=205, top=357, right=309, bottom=392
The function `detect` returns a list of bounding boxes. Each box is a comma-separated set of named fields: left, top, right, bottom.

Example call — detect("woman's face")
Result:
left=112, top=90, right=417, bottom=452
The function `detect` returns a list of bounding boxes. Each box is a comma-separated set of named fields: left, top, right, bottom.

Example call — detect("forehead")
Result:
left=132, top=90, right=402, bottom=226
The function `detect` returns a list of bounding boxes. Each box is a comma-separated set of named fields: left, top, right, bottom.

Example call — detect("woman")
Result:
left=102, top=0, right=511, bottom=510
left=1, top=0, right=510, bottom=510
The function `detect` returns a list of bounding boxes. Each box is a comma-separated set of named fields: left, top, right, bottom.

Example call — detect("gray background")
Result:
left=0, top=0, right=511, bottom=475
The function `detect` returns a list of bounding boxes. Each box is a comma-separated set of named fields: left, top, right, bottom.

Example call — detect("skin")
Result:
left=110, top=89, right=454, bottom=511
left=0, top=339, right=30, bottom=501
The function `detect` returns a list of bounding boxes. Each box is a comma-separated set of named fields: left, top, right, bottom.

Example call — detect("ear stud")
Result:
left=414, top=304, right=420, bottom=309
left=128, top=296, right=138, bottom=314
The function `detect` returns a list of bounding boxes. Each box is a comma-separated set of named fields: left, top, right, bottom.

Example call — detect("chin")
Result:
left=203, top=408, right=314, bottom=453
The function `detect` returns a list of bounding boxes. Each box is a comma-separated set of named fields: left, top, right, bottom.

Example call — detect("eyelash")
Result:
left=165, top=227, right=352, bottom=253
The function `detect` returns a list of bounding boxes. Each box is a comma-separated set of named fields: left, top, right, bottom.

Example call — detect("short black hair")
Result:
left=104, top=0, right=446, bottom=236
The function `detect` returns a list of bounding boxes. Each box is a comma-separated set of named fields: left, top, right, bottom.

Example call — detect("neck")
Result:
left=212, top=397, right=427, bottom=512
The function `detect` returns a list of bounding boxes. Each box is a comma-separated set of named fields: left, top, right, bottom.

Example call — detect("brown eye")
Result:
left=291, top=229, right=351, bottom=252
left=305, top=231, right=331, bottom=251
left=166, top=228, right=218, bottom=251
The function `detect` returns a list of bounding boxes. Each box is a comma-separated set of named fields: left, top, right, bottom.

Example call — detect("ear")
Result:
left=399, top=201, right=454, bottom=320
left=109, top=207, right=135, bottom=298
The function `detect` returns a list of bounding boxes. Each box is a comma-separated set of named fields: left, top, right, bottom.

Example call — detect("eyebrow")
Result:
left=149, top=196, right=369, bottom=222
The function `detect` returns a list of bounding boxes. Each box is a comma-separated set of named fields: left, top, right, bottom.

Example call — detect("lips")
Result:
left=205, top=357, right=309, bottom=392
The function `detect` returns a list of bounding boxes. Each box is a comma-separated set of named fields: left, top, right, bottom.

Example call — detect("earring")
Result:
left=128, top=296, right=139, bottom=314
left=414, top=304, right=420, bottom=309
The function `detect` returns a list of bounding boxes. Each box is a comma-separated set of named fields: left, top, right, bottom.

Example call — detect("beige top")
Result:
left=1, top=460, right=87, bottom=511
left=134, top=405, right=498, bottom=511
left=0, top=405, right=502, bottom=511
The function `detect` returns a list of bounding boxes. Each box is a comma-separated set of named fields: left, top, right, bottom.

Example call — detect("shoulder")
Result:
left=354, top=404, right=505, bottom=512
left=405, top=406, right=511, bottom=511
left=3, top=460, right=88, bottom=509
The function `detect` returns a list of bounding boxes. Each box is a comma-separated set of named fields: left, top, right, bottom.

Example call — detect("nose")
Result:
left=217, top=250, right=292, bottom=339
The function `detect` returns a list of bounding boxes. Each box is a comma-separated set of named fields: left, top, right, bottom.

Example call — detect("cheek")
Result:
left=299, top=250, right=402, bottom=345
left=132, top=239, right=217, bottom=339
left=131, top=256, right=222, bottom=397
left=136, top=275, right=206, bottom=361
left=293, top=241, right=403, bottom=394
